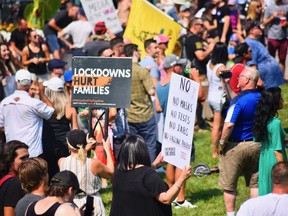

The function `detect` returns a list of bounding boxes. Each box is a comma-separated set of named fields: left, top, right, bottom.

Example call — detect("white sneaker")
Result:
left=174, top=200, right=197, bottom=209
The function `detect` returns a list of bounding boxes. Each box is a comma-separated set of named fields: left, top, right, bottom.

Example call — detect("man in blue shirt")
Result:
left=219, top=67, right=261, bottom=216
left=139, top=38, right=160, bottom=86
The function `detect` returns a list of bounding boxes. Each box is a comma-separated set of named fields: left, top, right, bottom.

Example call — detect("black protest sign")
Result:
left=71, top=57, right=132, bottom=108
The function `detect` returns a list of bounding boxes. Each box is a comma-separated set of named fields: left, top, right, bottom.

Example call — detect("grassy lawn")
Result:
left=100, top=83, right=288, bottom=216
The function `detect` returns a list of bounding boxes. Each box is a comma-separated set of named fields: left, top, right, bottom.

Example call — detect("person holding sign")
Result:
left=155, top=54, right=197, bottom=209
left=110, top=135, right=192, bottom=216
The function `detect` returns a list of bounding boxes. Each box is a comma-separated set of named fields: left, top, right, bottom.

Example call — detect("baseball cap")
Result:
left=154, top=34, right=170, bottom=44
left=64, top=70, right=73, bottom=82
left=66, top=129, right=87, bottom=148
left=173, top=0, right=188, bottom=5
left=180, top=3, right=191, bottom=12
left=245, top=20, right=261, bottom=33
left=15, top=69, right=32, bottom=86
left=43, top=77, right=64, bottom=92
left=48, top=59, right=67, bottom=71
left=229, top=33, right=239, bottom=42
left=163, top=54, right=186, bottom=69
left=50, top=170, right=84, bottom=195
left=234, top=42, right=249, bottom=63
left=228, top=0, right=236, bottom=5
left=94, top=21, right=107, bottom=35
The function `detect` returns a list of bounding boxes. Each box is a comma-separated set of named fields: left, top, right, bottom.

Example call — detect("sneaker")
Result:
left=174, top=200, right=197, bottom=209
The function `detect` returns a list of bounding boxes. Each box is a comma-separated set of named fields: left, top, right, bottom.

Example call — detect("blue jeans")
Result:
left=129, top=117, right=157, bottom=162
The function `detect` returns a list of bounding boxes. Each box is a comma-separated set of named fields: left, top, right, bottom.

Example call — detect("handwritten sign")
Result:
left=71, top=56, right=132, bottom=108
left=81, top=0, right=123, bottom=34
left=162, top=73, right=199, bottom=169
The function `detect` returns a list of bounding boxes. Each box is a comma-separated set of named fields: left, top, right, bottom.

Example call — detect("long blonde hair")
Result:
left=45, top=88, right=68, bottom=120
left=247, top=0, right=262, bottom=21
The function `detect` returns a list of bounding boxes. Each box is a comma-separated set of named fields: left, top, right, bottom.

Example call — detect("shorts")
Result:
left=31, top=73, right=49, bottom=83
left=45, top=34, right=65, bottom=52
left=219, top=141, right=261, bottom=191
left=208, top=100, right=222, bottom=112
left=267, top=38, right=288, bottom=63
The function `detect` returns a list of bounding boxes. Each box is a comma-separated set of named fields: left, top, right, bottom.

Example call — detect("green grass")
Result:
left=100, top=83, right=288, bottom=216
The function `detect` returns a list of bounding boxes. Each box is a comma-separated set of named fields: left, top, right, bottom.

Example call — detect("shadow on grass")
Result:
left=284, top=127, right=288, bottom=133
left=188, top=188, right=223, bottom=202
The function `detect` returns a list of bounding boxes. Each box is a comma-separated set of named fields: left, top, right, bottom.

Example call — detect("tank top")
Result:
left=207, top=60, right=224, bottom=103
left=42, top=115, right=71, bottom=149
left=25, top=201, right=61, bottom=216
left=27, top=44, right=47, bottom=75
left=60, top=156, right=102, bottom=195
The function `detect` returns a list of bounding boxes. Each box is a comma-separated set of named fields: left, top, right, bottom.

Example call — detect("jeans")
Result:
left=128, top=117, right=157, bottom=162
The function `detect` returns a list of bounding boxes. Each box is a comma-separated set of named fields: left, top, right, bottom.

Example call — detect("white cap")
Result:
left=43, top=77, right=64, bottom=92
left=15, top=69, right=32, bottom=86
left=228, top=0, right=236, bottom=5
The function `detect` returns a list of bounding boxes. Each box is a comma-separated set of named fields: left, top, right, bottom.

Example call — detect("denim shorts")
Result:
left=46, top=34, right=65, bottom=52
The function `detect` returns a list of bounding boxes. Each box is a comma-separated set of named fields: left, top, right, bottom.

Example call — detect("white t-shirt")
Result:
left=63, top=20, right=93, bottom=48
left=237, top=193, right=288, bottom=216
left=0, top=90, right=54, bottom=157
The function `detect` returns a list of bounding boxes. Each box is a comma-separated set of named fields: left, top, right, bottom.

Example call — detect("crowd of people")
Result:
left=0, top=0, right=288, bottom=215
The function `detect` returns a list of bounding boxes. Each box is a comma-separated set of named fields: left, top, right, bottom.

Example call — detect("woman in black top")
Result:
left=110, top=135, right=192, bottom=216
left=22, top=29, right=50, bottom=85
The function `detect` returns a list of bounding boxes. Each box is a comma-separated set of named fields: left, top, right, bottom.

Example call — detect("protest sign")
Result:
left=80, top=0, right=123, bottom=34
left=124, top=0, right=182, bottom=59
left=71, top=57, right=132, bottom=108
left=162, top=73, right=199, bottom=169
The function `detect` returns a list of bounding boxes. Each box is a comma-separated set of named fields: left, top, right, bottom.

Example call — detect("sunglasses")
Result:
left=195, top=23, right=204, bottom=27
left=32, top=35, right=39, bottom=39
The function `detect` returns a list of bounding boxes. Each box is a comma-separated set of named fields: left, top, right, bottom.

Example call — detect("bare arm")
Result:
left=263, top=11, right=278, bottom=26
left=220, top=15, right=230, bottom=43
left=49, top=18, right=62, bottom=32
left=275, top=150, right=284, bottom=162
left=220, top=122, right=235, bottom=150
left=4, top=207, right=14, bottom=216
left=9, top=42, right=22, bottom=56
left=22, top=47, right=38, bottom=66
left=91, top=138, right=114, bottom=178
left=194, top=42, right=214, bottom=61
left=39, top=44, right=51, bottom=63
left=156, top=166, right=191, bottom=204
left=154, top=93, right=162, bottom=113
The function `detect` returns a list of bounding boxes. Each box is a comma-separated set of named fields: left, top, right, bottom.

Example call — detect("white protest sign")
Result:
left=80, top=0, right=123, bottom=34
left=162, top=73, right=199, bottom=169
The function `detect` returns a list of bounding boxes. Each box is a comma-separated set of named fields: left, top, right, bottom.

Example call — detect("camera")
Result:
left=219, top=70, right=232, bottom=79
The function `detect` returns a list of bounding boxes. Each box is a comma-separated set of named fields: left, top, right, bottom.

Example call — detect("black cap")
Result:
left=245, top=20, right=261, bottom=33
left=234, top=42, right=249, bottom=63
left=48, top=59, right=67, bottom=70
left=50, top=170, right=84, bottom=195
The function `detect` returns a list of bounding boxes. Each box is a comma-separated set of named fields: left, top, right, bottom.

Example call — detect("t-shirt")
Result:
left=110, top=166, right=172, bottom=216
left=44, top=10, right=73, bottom=36
left=9, top=29, right=26, bottom=51
left=225, top=90, right=261, bottom=141
left=139, top=56, right=161, bottom=80
left=15, top=194, right=44, bottom=216
left=185, top=34, right=209, bottom=75
left=264, top=4, right=288, bottom=40
left=237, top=193, right=288, bottom=216
left=0, top=177, right=23, bottom=216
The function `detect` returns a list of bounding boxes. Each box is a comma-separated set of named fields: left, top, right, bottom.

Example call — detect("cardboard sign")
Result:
left=162, top=73, right=199, bottom=169
left=81, top=0, right=123, bottom=34
left=71, top=57, right=132, bottom=108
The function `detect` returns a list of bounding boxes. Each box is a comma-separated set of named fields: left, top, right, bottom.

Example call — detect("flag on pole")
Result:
left=124, top=0, right=182, bottom=58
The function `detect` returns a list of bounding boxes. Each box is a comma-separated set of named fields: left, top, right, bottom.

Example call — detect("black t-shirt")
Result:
left=44, top=10, right=73, bottom=36
left=185, top=34, right=210, bottom=75
left=110, top=166, right=172, bottom=216
left=0, top=177, right=23, bottom=216
left=215, top=4, right=232, bottom=43
left=10, top=29, right=26, bottom=51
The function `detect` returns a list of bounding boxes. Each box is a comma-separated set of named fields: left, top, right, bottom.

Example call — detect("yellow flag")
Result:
left=124, top=0, right=182, bottom=59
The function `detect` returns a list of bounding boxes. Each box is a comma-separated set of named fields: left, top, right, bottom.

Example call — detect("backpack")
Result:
left=178, top=33, right=193, bottom=59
